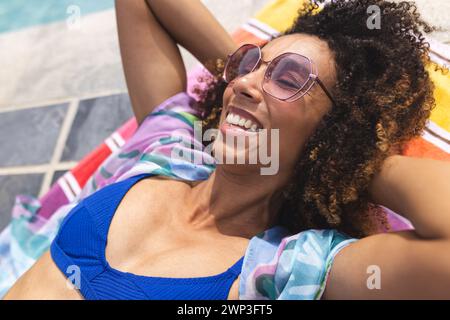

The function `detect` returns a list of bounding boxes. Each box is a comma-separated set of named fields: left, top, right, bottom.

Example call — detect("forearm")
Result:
left=146, top=0, right=237, bottom=72
left=369, top=155, right=450, bottom=239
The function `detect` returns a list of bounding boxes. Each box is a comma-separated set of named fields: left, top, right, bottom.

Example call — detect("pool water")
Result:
left=0, top=0, right=114, bottom=33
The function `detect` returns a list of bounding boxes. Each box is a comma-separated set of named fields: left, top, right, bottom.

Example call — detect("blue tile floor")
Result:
left=0, top=104, right=68, bottom=166
left=0, top=93, right=134, bottom=232
left=61, top=94, right=133, bottom=162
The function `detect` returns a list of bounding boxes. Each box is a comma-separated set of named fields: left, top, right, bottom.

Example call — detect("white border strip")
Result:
left=105, top=137, right=120, bottom=152
left=427, top=120, right=450, bottom=142
left=430, top=52, right=450, bottom=68
left=111, top=132, right=126, bottom=148
left=64, top=171, right=82, bottom=195
left=242, top=23, right=273, bottom=41
left=422, top=130, right=450, bottom=153
left=427, top=37, right=450, bottom=61
left=248, top=18, right=281, bottom=37
left=58, top=176, right=76, bottom=203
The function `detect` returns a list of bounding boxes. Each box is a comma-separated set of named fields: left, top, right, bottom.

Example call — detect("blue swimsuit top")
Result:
left=50, top=173, right=245, bottom=300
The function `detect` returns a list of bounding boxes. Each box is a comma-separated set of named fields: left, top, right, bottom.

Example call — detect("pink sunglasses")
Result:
left=223, top=43, right=336, bottom=105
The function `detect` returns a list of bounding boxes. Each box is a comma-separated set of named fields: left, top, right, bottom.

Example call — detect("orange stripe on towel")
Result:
left=403, top=137, right=450, bottom=161
left=232, top=29, right=269, bottom=46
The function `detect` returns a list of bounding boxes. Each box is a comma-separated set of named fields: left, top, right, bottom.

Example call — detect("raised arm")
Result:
left=116, top=0, right=237, bottom=126
left=323, top=156, right=450, bottom=299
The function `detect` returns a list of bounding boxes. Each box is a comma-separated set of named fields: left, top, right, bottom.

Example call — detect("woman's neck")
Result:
left=180, top=166, right=285, bottom=239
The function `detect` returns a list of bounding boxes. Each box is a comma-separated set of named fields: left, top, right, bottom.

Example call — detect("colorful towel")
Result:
left=1, top=0, right=449, bottom=297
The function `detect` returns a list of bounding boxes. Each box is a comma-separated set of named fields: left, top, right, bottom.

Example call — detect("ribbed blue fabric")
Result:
left=50, top=173, right=244, bottom=300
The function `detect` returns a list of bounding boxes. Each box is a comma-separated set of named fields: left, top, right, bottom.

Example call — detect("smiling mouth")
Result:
left=224, top=106, right=264, bottom=132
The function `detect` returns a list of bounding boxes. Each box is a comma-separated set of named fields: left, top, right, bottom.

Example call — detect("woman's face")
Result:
left=215, top=33, right=337, bottom=181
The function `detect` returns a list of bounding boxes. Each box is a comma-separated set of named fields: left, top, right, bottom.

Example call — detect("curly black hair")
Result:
left=193, top=0, right=441, bottom=238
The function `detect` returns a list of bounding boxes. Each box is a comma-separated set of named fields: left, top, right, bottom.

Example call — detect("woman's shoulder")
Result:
left=239, top=227, right=358, bottom=300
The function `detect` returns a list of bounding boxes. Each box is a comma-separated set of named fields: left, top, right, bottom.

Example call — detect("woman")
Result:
left=4, top=0, right=450, bottom=300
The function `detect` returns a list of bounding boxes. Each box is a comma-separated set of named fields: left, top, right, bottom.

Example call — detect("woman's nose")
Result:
left=231, top=69, right=264, bottom=104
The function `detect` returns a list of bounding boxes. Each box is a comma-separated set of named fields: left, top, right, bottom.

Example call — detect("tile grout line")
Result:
left=0, top=89, right=128, bottom=114
left=0, top=162, right=78, bottom=175
left=38, top=99, right=80, bottom=198
left=0, top=63, right=202, bottom=113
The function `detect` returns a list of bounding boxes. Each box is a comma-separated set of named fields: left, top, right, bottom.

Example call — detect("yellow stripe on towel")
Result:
left=255, top=0, right=306, bottom=33
left=429, top=67, right=450, bottom=132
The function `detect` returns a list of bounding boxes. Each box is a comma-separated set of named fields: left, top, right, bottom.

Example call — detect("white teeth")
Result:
left=227, top=113, right=234, bottom=123
left=225, top=112, right=261, bottom=131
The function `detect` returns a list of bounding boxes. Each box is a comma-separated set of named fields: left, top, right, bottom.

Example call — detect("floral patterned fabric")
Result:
left=239, top=226, right=357, bottom=299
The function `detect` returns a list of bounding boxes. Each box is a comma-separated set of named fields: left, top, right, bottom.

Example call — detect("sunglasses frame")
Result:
left=223, top=43, right=337, bottom=105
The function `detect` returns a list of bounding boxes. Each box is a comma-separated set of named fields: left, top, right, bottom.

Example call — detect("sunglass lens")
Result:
left=225, top=45, right=260, bottom=82
left=264, top=54, right=312, bottom=100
